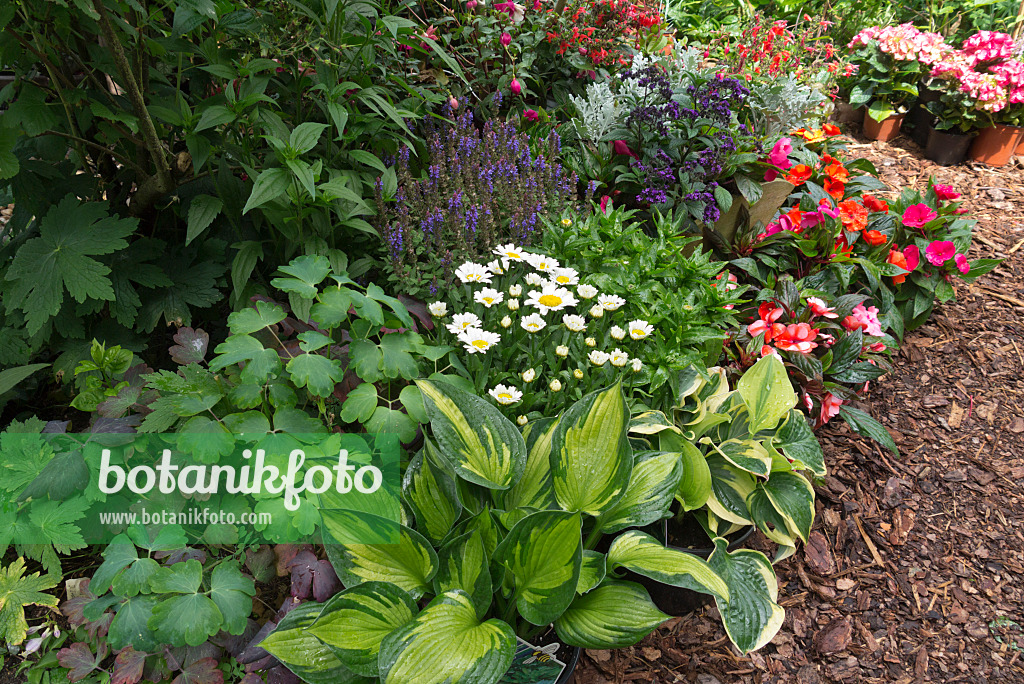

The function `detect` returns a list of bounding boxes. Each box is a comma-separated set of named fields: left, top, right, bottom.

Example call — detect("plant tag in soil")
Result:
left=499, top=637, right=568, bottom=684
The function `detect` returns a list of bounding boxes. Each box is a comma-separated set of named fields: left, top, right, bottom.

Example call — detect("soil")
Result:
left=574, top=129, right=1024, bottom=682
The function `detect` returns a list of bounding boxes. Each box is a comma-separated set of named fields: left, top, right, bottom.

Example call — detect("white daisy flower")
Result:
left=525, top=283, right=578, bottom=314
left=525, top=272, right=544, bottom=286
left=556, top=345, right=569, bottom=357
left=458, top=327, right=501, bottom=354
left=486, top=259, right=506, bottom=275
left=455, top=262, right=492, bottom=284
left=585, top=337, right=596, bottom=347
left=428, top=302, right=448, bottom=318
left=631, top=358, right=643, bottom=372
left=561, top=218, right=573, bottom=227
left=573, top=368, right=584, bottom=379
left=549, top=379, right=562, bottom=392
left=507, top=298, right=520, bottom=311
left=550, top=267, right=580, bottom=287
left=609, top=349, right=629, bottom=367
left=489, top=384, right=523, bottom=405
left=509, top=284, right=522, bottom=297
left=526, top=253, right=560, bottom=273
left=522, top=368, right=536, bottom=383
left=610, top=325, right=625, bottom=340
left=520, top=313, right=547, bottom=333
left=599, top=294, right=626, bottom=311
left=588, top=350, right=609, bottom=366
left=500, top=316, right=512, bottom=328
left=628, top=320, right=654, bottom=340
left=446, top=312, right=481, bottom=334
left=474, top=288, right=504, bottom=308
left=562, top=314, right=586, bottom=332
left=494, top=243, right=527, bottom=263
left=588, top=305, right=604, bottom=319
left=517, top=415, right=528, bottom=426
left=577, top=284, right=598, bottom=299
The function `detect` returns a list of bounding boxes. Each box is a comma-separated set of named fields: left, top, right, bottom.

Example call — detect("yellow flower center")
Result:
left=538, top=294, right=562, bottom=307
left=555, top=276, right=571, bottom=284
left=471, top=340, right=488, bottom=349
left=632, top=329, right=646, bottom=337
left=461, top=322, right=473, bottom=329
left=505, top=251, right=521, bottom=259
left=483, top=297, right=495, bottom=304
left=498, top=393, right=512, bottom=401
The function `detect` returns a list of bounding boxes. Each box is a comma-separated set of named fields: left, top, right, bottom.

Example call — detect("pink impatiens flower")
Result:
left=902, top=203, right=938, bottom=228
left=849, top=304, right=883, bottom=336
left=955, top=253, right=970, bottom=274
left=820, top=393, right=843, bottom=425
left=903, top=244, right=920, bottom=271
left=925, top=240, right=956, bottom=266
left=523, top=109, right=539, bottom=122
left=932, top=184, right=960, bottom=201
left=807, top=297, right=839, bottom=318
left=764, top=137, right=793, bottom=181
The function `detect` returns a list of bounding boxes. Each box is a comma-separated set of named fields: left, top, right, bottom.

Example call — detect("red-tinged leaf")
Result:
left=153, top=547, right=208, bottom=565
left=57, top=643, right=100, bottom=682
left=87, top=612, right=113, bottom=641
left=284, top=551, right=339, bottom=601
left=169, top=327, right=210, bottom=365
left=171, top=657, right=224, bottom=684
left=112, top=648, right=147, bottom=684
left=273, top=545, right=310, bottom=577
left=240, top=676, right=264, bottom=684
left=311, top=559, right=340, bottom=602
left=398, top=294, right=433, bottom=331
left=61, top=581, right=98, bottom=629
left=267, top=665, right=302, bottom=684
left=244, top=546, right=276, bottom=583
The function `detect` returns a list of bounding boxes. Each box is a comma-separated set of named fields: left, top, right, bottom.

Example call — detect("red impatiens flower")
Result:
left=902, top=203, right=938, bottom=228
left=774, top=322, right=818, bottom=353
left=784, top=164, right=812, bottom=185
left=612, top=140, right=639, bottom=159
left=862, top=194, right=889, bottom=213
left=747, top=302, right=785, bottom=342
left=932, top=184, right=960, bottom=201
left=838, top=200, right=868, bottom=232
left=903, top=244, right=920, bottom=271
left=824, top=178, right=846, bottom=200
left=822, top=123, right=841, bottom=137
left=807, top=297, right=838, bottom=318
left=888, top=248, right=910, bottom=284
left=863, top=229, right=887, bottom=246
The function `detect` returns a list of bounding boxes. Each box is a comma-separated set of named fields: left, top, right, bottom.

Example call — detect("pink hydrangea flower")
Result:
left=925, top=240, right=956, bottom=266
left=851, top=304, right=883, bottom=336
left=902, top=203, right=938, bottom=228
left=955, top=253, right=970, bottom=274
left=932, top=184, right=960, bottom=201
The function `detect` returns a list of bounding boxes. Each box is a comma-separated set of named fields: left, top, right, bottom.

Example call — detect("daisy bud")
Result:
left=573, top=369, right=584, bottom=379
left=631, top=358, right=643, bottom=372
left=556, top=345, right=569, bottom=357
left=509, top=284, right=522, bottom=296
left=500, top=316, right=512, bottom=328
left=549, top=379, right=562, bottom=392
left=610, top=325, right=625, bottom=340
left=517, top=415, right=528, bottom=426
left=428, top=302, right=448, bottom=318
left=507, top=298, right=520, bottom=311
left=585, top=337, right=596, bottom=347
left=522, top=368, right=536, bottom=383
left=588, top=305, right=604, bottom=319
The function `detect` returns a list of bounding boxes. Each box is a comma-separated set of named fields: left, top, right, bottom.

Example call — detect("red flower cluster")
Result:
left=545, top=0, right=661, bottom=68
left=747, top=302, right=820, bottom=355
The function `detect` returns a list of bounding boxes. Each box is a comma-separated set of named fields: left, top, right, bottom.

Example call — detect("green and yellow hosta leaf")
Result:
left=746, top=488, right=798, bottom=562
left=501, top=418, right=557, bottom=511
left=493, top=510, right=582, bottom=626
left=551, top=382, right=631, bottom=516
left=705, top=438, right=772, bottom=478
left=675, top=441, right=712, bottom=511
left=308, top=582, right=418, bottom=677
left=760, top=472, right=815, bottom=543
left=415, top=380, right=526, bottom=490
left=554, top=581, right=669, bottom=649
left=378, top=590, right=515, bottom=684
left=706, top=456, right=756, bottom=527
left=325, top=522, right=437, bottom=600
left=771, top=410, right=826, bottom=476
left=707, top=540, right=784, bottom=654
left=262, top=602, right=372, bottom=684
left=403, top=444, right=461, bottom=544
left=433, top=531, right=493, bottom=619
left=627, top=411, right=681, bottom=436
left=576, top=551, right=606, bottom=595
left=737, top=355, right=796, bottom=434
left=606, top=531, right=728, bottom=601
left=599, top=452, right=682, bottom=534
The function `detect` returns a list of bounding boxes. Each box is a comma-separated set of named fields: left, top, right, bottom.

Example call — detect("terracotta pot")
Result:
left=968, top=124, right=1024, bottom=166
left=863, top=109, right=906, bottom=142
left=1016, top=137, right=1024, bottom=156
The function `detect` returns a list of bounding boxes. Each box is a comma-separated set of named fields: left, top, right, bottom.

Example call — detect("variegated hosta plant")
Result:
left=260, top=379, right=788, bottom=684
left=631, top=355, right=826, bottom=565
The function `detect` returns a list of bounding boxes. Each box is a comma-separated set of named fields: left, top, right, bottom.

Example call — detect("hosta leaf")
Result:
left=706, top=438, right=771, bottom=478
left=415, top=379, right=526, bottom=490
left=675, top=441, right=712, bottom=511
left=551, top=382, right=631, bottom=516
left=433, top=531, right=493, bottom=618
left=707, top=541, right=784, bottom=654
left=308, top=582, right=418, bottom=677
left=706, top=455, right=756, bottom=526
left=402, top=444, right=461, bottom=544
left=606, top=531, right=728, bottom=600
left=737, top=355, right=796, bottom=433
left=554, top=581, right=669, bottom=649
left=576, top=551, right=606, bottom=595
left=771, top=410, right=825, bottom=476
left=746, top=487, right=798, bottom=563
left=325, top=522, right=437, bottom=600
left=286, top=353, right=345, bottom=397
left=262, top=602, right=371, bottom=684
left=493, top=510, right=582, bottom=626
left=599, top=451, right=682, bottom=534
left=378, top=590, right=515, bottom=684
left=500, top=418, right=557, bottom=511
left=0, top=558, right=59, bottom=645
left=759, top=472, right=815, bottom=543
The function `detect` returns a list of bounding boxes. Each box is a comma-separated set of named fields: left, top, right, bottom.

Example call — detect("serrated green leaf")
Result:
left=287, top=353, right=345, bottom=397
left=186, top=195, right=223, bottom=245
left=0, top=558, right=59, bottom=645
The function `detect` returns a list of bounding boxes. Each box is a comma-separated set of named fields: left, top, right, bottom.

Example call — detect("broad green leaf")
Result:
left=378, top=590, right=515, bottom=684
left=208, top=334, right=281, bottom=383
left=493, top=510, right=582, bottom=626
left=599, top=451, right=682, bottom=533
left=627, top=410, right=682, bottom=436
left=309, top=582, right=418, bottom=677
left=243, top=167, right=291, bottom=214
left=706, top=438, right=771, bottom=478
left=415, top=379, right=526, bottom=490
left=736, top=355, right=796, bottom=433
left=90, top=537, right=139, bottom=594
left=771, top=410, right=826, bottom=476
left=271, top=255, right=332, bottom=299
left=364, top=406, right=418, bottom=443
left=576, top=550, right=606, bottom=595
left=107, top=595, right=159, bottom=652
left=554, top=581, right=669, bottom=649
left=760, top=472, right=815, bottom=543
left=0, top=558, right=59, bottom=645
left=501, top=418, right=557, bottom=511
left=227, top=300, right=287, bottom=334
left=209, top=562, right=255, bottom=634
left=675, top=441, right=712, bottom=511
left=290, top=122, right=329, bottom=155
left=0, top=364, right=50, bottom=396
left=433, top=531, right=492, bottom=618
left=147, top=560, right=224, bottom=646
left=746, top=487, right=798, bottom=562
left=186, top=195, right=222, bottom=245
left=325, top=522, right=437, bottom=600
left=707, top=540, right=784, bottom=654
left=706, top=456, right=756, bottom=526
left=606, top=531, right=728, bottom=600
left=551, top=382, right=631, bottom=516
left=262, top=602, right=371, bottom=684
left=341, top=383, right=379, bottom=424
left=287, top=353, right=345, bottom=397
left=110, top=557, right=159, bottom=598
left=838, top=406, right=899, bottom=455
left=402, top=445, right=461, bottom=543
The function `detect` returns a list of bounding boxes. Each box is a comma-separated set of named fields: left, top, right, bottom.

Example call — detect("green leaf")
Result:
left=378, top=590, right=515, bottom=684
left=402, top=444, right=461, bottom=544
left=706, top=438, right=771, bottom=478
left=290, top=122, right=329, bottom=155
left=186, top=195, right=223, bottom=245
left=501, top=418, right=557, bottom=511
left=772, top=410, right=826, bottom=476
left=209, top=562, right=255, bottom=635
left=433, top=531, right=493, bottom=618
left=760, top=471, right=814, bottom=542
left=227, top=300, right=287, bottom=334
left=0, top=363, right=49, bottom=396
left=607, top=531, right=728, bottom=600
left=195, top=104, right=235, bottom=130
left=576, top=550, right=606, bottom=595
left=379, top=334, right=420, bottom=379
left=551, top=382, right=632, bottom=516
left=737, top=355, right=796, bottom=433
left=271, top=255, right=332, bottom=299
left=554, top=581, right=669, bottom=649
left=675, top=441, right=712, bottom=511
left=308, top=582, right=418, bottom=677
left=243, top=167, right=291, bottom=214
left=324, top=522, right=437, bottom=600
left=0, top=558, right=59, bottom=645
left=107, top=595, right=159, bottom=652
left=208, top=334, right=281, bottom=383
left=707, top=541, right=784, bottom=654
left=287, top=353, right=345, bottom=397
left=148, top=561, right=223, bottom=647
left=415, top=380, right=526, bottom=490
left=599, top=451, right=682, bottom=534
left=341, top=383, right=379, bottom=424
left=838, top=406, right=899, bottom=455
left=262, top=602, right=371, bottom=684
left=705, top=456, right=756, bottom=527
left=493, top=510, right=582, bottom=626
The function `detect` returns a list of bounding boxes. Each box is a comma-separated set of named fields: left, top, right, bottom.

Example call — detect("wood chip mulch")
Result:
left=575, top=130, right=1024, bottom=683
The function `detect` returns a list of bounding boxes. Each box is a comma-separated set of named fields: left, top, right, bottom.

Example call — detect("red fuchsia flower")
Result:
left=862, top=194, right=889, bottom=213
left=902, top=203, right=938, bottom=228
left=774, top=322, right=819, bottom=353
left=612, top=140, right=639, bottom=159
left=523, top=108, right=539, bottom=121
left=863, top=229, right=887, bottom=246
left=925, top=240, right=956, bottom=266
left=850, top=303, right=883, bottom=336
left=903, top=244, right=920, bottom=270
left=510, top=78, right=522, bottom=95
left=500, top=32, right=512, bottom=46
left=933, top=184, right=960, bottom=201
left=820, top=393, right=843, bottom=425
left=955, top=253, right=970, bottom=274
left=807, top=297, right=838, bottom=318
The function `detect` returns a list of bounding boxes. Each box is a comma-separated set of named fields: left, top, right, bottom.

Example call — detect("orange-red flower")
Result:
left=823, top=163, right=849, bottom=183
left=834, top=235, right=853, bottom=258
left=792, top=128, right=825, bottom=143
left=838, top=200, right=868, bottom=232
left=863, top=229, right=887, bottom=246
left=862, top=194, right=889, bottom=213
left=824, top=178, right=846, bottom=200
left=822, top=123, right=841, bottom=137
left=888, top=248, right=909, bottom=284
left=784, top=164, right=812, bottom=185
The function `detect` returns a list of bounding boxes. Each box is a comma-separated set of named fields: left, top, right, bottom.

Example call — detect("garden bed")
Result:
left=574, top=134, right=1024, bottom=683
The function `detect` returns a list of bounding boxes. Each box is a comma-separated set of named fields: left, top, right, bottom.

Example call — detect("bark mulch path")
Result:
left=575, top=134, right=1024, bottom=683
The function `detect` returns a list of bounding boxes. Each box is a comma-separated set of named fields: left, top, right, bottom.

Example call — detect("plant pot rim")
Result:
left=661, top=519, right=756, bottom=558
